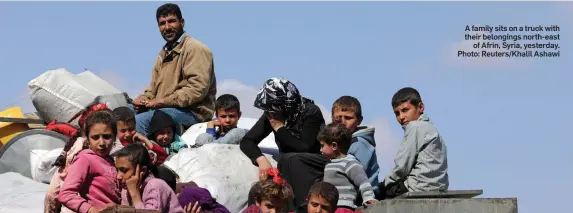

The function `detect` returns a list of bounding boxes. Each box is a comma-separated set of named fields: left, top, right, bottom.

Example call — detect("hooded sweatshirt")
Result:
left=121, top=174, right=184, bottom=213
left=384, top=114, right=449, bottom=192
left=348, top=126, right=380, bottom=196
left=58, top=149, right=120, bottom=213
left=148, top=110, right=187, bottom=155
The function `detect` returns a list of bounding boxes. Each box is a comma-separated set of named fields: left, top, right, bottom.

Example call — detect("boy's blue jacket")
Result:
left=348, top=126, right=380, bottom=196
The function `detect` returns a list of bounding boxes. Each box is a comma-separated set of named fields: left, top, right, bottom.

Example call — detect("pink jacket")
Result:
left=121, top=174, right=184, bottom=213
left=58, top=149, right=121, bottom=213
left=44, top=137, right=86, bottom=213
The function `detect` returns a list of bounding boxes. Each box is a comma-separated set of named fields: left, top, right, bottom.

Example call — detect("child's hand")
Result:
left=133, top=132, right=153, bottom=148
left=364, top=199, right=377, bottom=205
left=185, top=201, right=202, bottom=213
left=126, top=165, right=143, bottom=191
left=207, top=120, right=221, bottom=129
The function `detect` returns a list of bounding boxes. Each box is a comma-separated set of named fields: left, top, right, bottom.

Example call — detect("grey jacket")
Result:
left=195, top=128, right=248, bottom=146
left=384, top=114, right=449, bottom=192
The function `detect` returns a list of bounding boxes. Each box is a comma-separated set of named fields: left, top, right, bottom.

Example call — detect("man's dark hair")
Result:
left=156, top=3, right=183, bottom=21
left=215, top=94, right=241, bottom=115
left=113, top=106, right=135, bottom=123
left=391, top=87, right=423, bottom=108
left=317, top=122, right=352, bottom=153
left=332, top=96, right=363, bottom=120
left=308, top=182, right=339, bottom=212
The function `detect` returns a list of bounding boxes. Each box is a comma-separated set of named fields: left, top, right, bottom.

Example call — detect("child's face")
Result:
left=115, top=156, right=135, bottom=184
left=320, top=140, right=337, bottom=159
left=393, top=100, right=424, bottom=126
left=88, top=123, right=115, bottom=157
left=256, top=199, right=285, bottom=213
left=332, top=107, right=361, bottom=132
left=117, top=120, right=136, bottom=144
left=307, top=195, right=334, bottom=213
left=155, top=127, right=174, bottom=146
left=216, top=108, right=240, bottom=132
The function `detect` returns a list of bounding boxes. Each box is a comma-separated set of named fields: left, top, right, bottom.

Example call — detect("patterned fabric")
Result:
left=253, top=77, right=306, bottom=128
left=241, top=204, right=261, bottom=213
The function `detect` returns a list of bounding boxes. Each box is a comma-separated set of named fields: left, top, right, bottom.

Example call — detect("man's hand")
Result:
left=256, top=156, right=273, bottom=180
left=132, top=97, right=148, bottom=112
left=145, top=98, right=165, bottom=109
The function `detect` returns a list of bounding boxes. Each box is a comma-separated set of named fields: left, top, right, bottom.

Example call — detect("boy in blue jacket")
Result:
left=331, top=96, right=380, bottom=197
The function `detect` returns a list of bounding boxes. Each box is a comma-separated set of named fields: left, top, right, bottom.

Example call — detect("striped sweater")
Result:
left=324, top=155, right=376, bottom=208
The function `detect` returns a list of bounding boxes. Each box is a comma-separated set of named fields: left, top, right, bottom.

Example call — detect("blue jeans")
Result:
left=132, top=106, right=199, bottom=136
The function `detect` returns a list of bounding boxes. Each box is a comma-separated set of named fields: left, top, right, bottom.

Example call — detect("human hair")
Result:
left=112, top=106, right=135, bottom=123
left=252, top=169, right=294, bottom=203
left=52, top=127, right=83, bottom=168
left=53, top=105, right=111, bottom=168
left=215, top=94, right=241, bottom=115
left=391, top=87, right=423, bottom=109
left=317, top=122, right=352, bottom=153
left=156, top=3, right=183, bottom=21
left=332, top=95, right=363, bottom=120
left=307, top=182, right=339, bottom=211
left=115, top=144, right=157, bottom=179
left=84, top=110, right=118, bottom=139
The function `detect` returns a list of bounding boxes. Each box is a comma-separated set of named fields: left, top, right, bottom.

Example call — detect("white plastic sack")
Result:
left=163, top=144, right=278, bottom=213
left=0, top=172, right=49, bottom=213
left=31, top=148, right=63, bottom=184
left=181, top=117, right=279, bottom=155
left=28, top=68, right=128, bottom=123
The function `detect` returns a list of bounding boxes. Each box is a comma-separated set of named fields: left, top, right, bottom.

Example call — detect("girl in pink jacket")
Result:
left=58, top=110, right=121, bottom=213
left=115, top=144, right=184, bottom=213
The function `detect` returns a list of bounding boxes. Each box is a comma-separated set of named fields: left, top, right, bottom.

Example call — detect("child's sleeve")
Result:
left=195, top=132, right=216, bottom=146
left=346, top=160, right=376, bottom=202
left=58, top=155, right=93, bottom=213
left=211, top=128, right=247, bottom=145
left=134, top=181, right=168, bottom=211
left=384, top=124, right=421, bottom=187
left=147, top=142, right=168, bottom=164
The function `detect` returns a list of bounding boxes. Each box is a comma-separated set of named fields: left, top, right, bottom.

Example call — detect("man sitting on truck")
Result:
left=132, top=3, right=217, bottom=136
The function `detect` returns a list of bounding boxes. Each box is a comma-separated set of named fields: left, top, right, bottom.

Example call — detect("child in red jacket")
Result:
left=113, top=107, right=167, bottom=165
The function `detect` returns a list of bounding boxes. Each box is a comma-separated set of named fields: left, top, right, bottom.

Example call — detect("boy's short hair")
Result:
left=308, top=182, right=339, bottom=210
left=391, top=87, right=423, bottom=108
left=215, top=94, right=241, bottom=115
left=332, top=96, right=363, bottom=120
left=317, top=122, right=352, bottom=153
left=113, top=107, right=135, bottom=123
left=156, top=3, right=183, bottom=21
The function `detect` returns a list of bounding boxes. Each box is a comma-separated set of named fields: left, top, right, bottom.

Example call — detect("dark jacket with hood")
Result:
left=240, top=98, right=325, bottom=165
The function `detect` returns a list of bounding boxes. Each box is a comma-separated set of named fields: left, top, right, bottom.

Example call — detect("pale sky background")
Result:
left=1, top=2, right=572, bottom=213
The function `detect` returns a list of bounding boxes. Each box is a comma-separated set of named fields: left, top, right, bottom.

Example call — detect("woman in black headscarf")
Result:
left=240, top=77, right=330, bottom=209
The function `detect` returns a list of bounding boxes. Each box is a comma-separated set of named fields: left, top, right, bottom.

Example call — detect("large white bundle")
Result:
left=28, top=68, right=128, bottom=123
left=0, top=172, right=48, bottom=213
left=163, top=144, right=277, bottom=213
left=181, top=117, right=279, bottom=155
